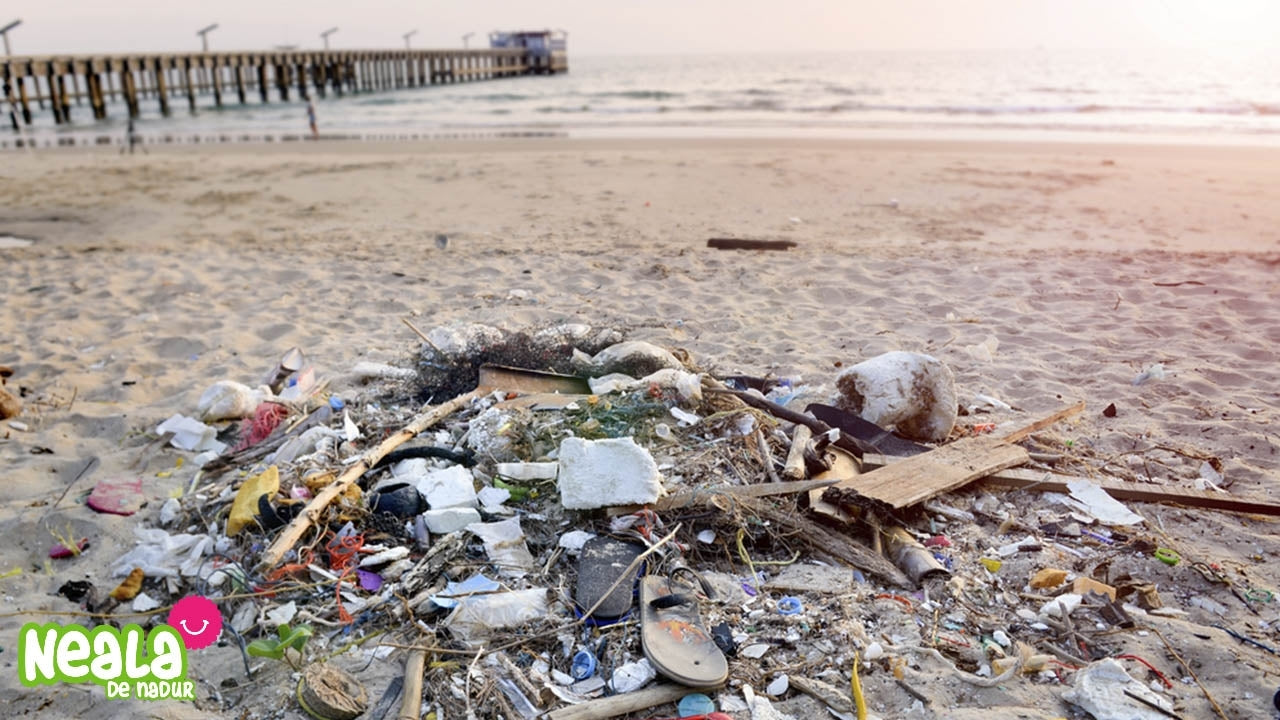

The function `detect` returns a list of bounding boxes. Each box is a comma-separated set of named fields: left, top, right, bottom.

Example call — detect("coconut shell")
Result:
left=296, top=664, right=368, bottom=720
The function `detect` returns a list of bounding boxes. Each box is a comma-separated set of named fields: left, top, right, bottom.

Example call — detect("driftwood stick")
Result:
left=546, top=683, right=695, bottom=720
left=783, top=424, right=812, bottom=480
left=397, top=649, right=426, bottom=720
left=257, top=389, right=480, bottom=570
left=738, top=496, right=911, bottom=588
left=755, top=429, right=781, bottom=483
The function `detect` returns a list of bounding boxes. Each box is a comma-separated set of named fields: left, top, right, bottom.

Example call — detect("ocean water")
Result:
left=8, top=49, right=1280, bottom=146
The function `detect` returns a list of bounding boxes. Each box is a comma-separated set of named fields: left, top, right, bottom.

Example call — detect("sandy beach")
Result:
left=2, top=136, right=1280, bottom=718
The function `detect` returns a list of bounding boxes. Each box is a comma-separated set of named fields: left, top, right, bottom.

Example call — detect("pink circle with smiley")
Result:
left=167, top=595, right=223, bottom=650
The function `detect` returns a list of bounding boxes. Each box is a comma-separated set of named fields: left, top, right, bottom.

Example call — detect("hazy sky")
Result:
left=5, top=0, right=1278, bottom=57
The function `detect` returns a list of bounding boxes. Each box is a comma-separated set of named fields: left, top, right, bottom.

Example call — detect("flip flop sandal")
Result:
left=575, top=536, right=645, bottom=623
left=639, top=568, right=728, bottom=688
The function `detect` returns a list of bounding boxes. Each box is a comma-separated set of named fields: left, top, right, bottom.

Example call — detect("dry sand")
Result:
left=1, top=137, right=1279, bottom=718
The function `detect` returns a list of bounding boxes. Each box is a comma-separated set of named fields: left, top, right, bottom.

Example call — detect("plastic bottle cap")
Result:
left=570, top=649, right=596, bottom=680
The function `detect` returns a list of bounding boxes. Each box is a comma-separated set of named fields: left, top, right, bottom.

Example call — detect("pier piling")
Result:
left=2, top=43, right=565, bottom=129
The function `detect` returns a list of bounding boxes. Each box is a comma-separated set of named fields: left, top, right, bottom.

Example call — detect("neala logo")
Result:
left=18, top=622, right=195, bottom=701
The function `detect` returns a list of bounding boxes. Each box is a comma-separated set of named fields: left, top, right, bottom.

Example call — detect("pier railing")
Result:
left=1, top=47, right=568, bottom=126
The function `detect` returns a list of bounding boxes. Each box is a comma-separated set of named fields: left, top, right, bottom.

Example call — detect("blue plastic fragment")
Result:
left=776, top=596, right=803, bottom=615
left=329, top=396, right=345, bottom=410
left=677, top=693, right=716, bottom=717
left=571, top=649, right=597, bottom=680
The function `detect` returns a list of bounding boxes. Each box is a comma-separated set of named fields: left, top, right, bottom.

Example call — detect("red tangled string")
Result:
left=234, top=402, right=289, bottom=451
left=326, top=532, right=365, bottom=625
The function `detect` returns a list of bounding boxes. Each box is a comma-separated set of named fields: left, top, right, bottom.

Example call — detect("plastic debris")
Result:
left=196, top=380, right=271, bottom=422
left=430, top=574, right=502, bottom=610
left=444, top=588, right=549, bottom=645
left=467, top=516, right=536, bottom=578
left=1063, top=659, right=1174, bottom=720
left=86, top=476, right=145, bottom=516
left=227, top=465, right=280, bottom=536
left=1066, top=479, right=1144, bottom=526
left=610, top=658, right=656, bottom=693
left=111, top=526, right=215, bottom=579
left=156, top=413, right=227, bottom=454
left=776, top=597, right=803, bottom=615
left=1131, top=363, right=1166, bottom=386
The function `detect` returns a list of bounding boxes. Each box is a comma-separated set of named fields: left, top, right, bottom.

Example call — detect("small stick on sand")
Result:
left=1150, top=626, right=1229, bottom=720
left=257, top=389, right=479, bottom=570
left=401, top=317, right=445, bottom=356
left=755, top=428, right=780, bottom=483
left=397, top=649, right=426, bottom=720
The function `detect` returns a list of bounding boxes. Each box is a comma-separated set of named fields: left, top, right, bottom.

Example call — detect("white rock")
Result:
left=495, top=462, right=559, bottom=481
left=532, top=324, right=595, bottom=349
left=421, top=507, right=482, bottom=535
left=833, top=351, right=957, bottom=442
left=557, top=436, right=664, bottom=510
left=418, top=465, right=478, bottom=509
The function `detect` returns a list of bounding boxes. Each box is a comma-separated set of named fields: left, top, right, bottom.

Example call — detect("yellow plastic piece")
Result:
left=227, top=465, right=280, bottom=536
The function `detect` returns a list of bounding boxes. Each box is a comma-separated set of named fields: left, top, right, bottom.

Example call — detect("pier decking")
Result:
left=1, top=45, right=568, bottom=127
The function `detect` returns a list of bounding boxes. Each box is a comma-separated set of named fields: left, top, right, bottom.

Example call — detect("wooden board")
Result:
left=819, top=402, right=1084, bottom=512
left=476, top=364, right=591, bottom=395
left=854, top=455, right=1280, bottom=517
left=706, top=237, right=797, bottom=251
left=836, top=434, right=1030, bottom=511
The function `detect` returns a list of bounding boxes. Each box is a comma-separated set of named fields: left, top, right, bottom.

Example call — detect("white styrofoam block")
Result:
left=557, top=436, right=663, bottom=510
left=833, top=351, right=957, bottom=442
left=421, top=507, right=482, bottom=535
left=495, top=462, right=559, bottom=481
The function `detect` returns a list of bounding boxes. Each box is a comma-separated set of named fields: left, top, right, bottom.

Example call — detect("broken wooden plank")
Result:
left=982, top=467, right=1280, bottom=517
left=856, top=455, right=1280, bottom=517
left=706, top=237, right=797, bottom=251
left=819, top=402, right=1084, bottom=512
left=607, top=478, right=842, bottom=515
left=476, top=364, right=591, bottom=395
left=654, top=478, right=839, bottom=510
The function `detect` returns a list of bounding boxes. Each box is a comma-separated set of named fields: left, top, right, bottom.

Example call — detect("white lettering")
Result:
left=20, top=626, right=58, bottom=684
left=56, top=632, right=90, bottom=680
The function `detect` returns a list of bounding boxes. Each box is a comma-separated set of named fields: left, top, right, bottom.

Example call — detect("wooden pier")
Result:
left=1, top=45, right=568, bottom=127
